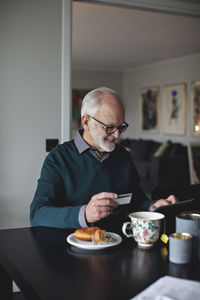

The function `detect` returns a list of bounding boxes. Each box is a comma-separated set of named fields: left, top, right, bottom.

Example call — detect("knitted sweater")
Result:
left=30, top=140, right=151, bottom=229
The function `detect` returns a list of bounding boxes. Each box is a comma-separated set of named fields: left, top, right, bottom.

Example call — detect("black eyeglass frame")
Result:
left=89, top=115, right=129, bottom=134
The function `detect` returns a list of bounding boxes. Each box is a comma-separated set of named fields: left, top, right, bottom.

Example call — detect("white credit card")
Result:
left=115, top=193, right=132, bottom=205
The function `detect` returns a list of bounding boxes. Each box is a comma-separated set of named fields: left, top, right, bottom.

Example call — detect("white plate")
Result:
left=67, top=232, right=122, bottom=250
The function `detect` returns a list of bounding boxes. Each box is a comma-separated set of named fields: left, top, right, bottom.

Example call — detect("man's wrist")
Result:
left=78, top=205, right=88, bottom=227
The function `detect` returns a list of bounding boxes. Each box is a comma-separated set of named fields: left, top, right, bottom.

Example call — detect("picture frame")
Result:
left=190, top=80, right=200, bottom=137
left=140, top=86, right=160, bottom=133
left=163, top=83, right=186, bottom=135
left=188, top=142, right=200, bottom=184
left=72, top=89, right=91, bottom=130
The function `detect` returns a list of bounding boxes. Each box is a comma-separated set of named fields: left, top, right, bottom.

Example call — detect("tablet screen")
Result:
left=154, top=198, right=196, bottom=214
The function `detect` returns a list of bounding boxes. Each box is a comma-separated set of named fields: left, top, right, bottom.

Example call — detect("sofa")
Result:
left=119, top=138, right=190, bottom=196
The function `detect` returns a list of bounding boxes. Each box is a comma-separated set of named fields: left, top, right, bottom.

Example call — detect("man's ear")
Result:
left=81, top=115, right=90, bottom=131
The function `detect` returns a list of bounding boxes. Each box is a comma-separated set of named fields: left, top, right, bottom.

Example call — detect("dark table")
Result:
left=0, top=226, right=199, bottom=300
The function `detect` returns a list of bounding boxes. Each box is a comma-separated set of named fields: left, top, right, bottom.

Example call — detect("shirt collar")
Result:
left=74, top=129, right=90, bottom=154
left=74, top=129, right=111, bottom=162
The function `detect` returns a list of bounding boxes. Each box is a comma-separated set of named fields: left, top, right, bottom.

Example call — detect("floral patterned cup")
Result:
left=122, top=211, right=165, bottom=249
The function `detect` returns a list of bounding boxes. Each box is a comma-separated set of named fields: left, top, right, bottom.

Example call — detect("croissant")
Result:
left=75, top=227, right=114, bottom=243
left=75, top=227, right=100, bottom=241
left=93, top=229, right=106, bottom=243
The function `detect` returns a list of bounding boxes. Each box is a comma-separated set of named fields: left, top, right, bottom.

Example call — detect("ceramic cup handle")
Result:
left=122, top=222, right=134, bottom=238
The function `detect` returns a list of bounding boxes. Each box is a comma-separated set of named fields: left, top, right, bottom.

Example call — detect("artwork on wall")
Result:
left=72, top=89, right=91, bottom=130
left=163, top=83, right=186, bottom=135
left=140, top=86, right=160, bottom=133
left=190, top=81, right=200, bottom=137
left=188, top=142, right=200, bottom=184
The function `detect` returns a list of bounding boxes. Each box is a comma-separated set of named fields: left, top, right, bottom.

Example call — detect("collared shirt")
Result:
left=74, top=129, right=110, bottom=163
left=74, top=129, right=111, bottom=227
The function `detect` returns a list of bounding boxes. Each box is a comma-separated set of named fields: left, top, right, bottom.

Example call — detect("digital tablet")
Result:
left=154, top=198, right=199, bottom=235
left=154, top=198, right=198, bottom=215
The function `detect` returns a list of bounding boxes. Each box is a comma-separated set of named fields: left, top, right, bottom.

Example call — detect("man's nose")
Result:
left=112, top=129, right=120, bottom=139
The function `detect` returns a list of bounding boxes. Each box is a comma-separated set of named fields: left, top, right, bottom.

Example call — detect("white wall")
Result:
left=0, top=0, right=62, bottom=228
left=123, top=54, right=200, bottom=144
left=72, top=69, right=123, bottom=96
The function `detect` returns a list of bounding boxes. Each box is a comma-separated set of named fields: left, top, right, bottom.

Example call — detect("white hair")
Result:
left=81, top=87, right=119, bottom=117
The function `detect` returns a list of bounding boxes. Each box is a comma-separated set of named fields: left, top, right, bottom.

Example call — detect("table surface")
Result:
left=0, top=226, right=199, bottom=300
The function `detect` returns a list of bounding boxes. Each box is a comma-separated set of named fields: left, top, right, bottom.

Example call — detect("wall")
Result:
left=0, top=3, right=122, bottom=229
left=72, top=69, right=123, bottom=95
left=123, top=54, right=200, bottom=144
left=0, top=0, right=62, bottom=228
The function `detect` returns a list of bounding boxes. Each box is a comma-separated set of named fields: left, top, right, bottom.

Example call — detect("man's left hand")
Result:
left=149, top=194, right=178, bottom=211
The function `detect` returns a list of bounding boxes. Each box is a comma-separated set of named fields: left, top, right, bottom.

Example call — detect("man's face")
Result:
left=88, top=95, right=125, bottom=153
left=89, top=121, right=117, bottom=152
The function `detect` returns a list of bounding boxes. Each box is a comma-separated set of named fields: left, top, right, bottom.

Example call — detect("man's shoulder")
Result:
left=46, top=139, right=77, bottom=160
left=58, top=139, right=76, bottom=150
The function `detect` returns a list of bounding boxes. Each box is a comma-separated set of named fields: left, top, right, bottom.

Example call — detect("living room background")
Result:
left=1, top=0, right=200, bottom=230
left=72, top=53, right=200, bottom=145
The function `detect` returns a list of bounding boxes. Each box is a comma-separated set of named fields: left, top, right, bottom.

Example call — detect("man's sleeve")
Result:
left=30, top=152, right=81, bottom=229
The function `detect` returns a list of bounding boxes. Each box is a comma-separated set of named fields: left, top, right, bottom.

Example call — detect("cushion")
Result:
left=148, top=141, right=162, bottom=159
left=154, top=142, right=170, bottom=157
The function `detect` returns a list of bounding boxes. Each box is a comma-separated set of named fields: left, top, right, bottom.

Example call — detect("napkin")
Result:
left=131, top=276, right=200, bottom=300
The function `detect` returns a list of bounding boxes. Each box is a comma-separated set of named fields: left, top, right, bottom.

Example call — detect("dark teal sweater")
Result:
left=30, top=140, right=151, bottom=229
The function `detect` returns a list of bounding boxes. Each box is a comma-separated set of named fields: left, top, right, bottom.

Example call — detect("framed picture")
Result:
left=140, top=86, right=159, bottom=133
left=188, top=142, right=200, bottom=184
left=190, top=80, right=200, bottom=137
left=163, top=83, right=186, bottom=135
left=72, top=89, right=91, bottom=130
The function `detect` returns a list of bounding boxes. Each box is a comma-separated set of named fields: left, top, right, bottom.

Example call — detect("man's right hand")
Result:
left=85, top=192, right=119, bottom=223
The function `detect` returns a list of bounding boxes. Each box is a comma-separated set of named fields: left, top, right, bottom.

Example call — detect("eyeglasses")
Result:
left=89, top=115, right=129, bottom=134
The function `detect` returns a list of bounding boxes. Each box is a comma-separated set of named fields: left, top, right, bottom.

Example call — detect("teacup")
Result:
left=122, top=211, right=165, bottom=249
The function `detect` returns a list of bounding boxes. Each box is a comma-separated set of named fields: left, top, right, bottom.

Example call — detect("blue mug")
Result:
left=176, top=213, right=200, bottom=257
left=169, top=233, right=192, bottom=264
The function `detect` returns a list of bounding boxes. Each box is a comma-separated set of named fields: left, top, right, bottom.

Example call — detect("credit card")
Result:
left=115, top=193, right=132, bottom=205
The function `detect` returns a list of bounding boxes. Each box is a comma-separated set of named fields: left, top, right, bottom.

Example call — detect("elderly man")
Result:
left=30, top=87, right=177, bottom=231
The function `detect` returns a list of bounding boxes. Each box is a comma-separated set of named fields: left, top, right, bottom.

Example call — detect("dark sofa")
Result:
left=120, top=138, right=190, bottom=196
